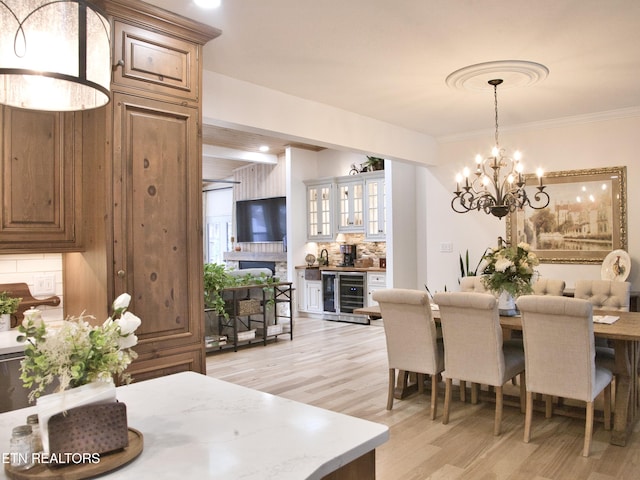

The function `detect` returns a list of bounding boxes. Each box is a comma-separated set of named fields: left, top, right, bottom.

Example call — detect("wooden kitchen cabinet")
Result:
left=111, top=20, right=201, bottom=102
left=63, top=0, right=220, bottom=381
left=0, top=107, right=83, bottom=252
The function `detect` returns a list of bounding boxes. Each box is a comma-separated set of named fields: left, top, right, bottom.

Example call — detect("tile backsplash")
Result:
left=0, top=253, right=64, bottom=322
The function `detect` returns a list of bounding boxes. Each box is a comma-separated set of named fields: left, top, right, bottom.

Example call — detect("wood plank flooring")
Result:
left=205, top=316, right=640, bottom=480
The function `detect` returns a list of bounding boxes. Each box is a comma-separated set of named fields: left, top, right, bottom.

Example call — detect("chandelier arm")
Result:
left=530, top=189, right=551, bottom=210
left=450, top=78, right=550, bottom=219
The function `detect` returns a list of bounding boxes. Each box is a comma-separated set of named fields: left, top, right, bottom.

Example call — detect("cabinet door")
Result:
left=112, top=21, right=200, bottom=103
left=337, top=180, right=364, bottom=232
left=305, top=280, right=323, bottom=313
left=111, top=93, right=204, bottom=373
left=367, top=272, right=387, bottom=307
left=365, top=176, right=386, bottom=240
left=296, top=270, right=307, bottom=312
left=0, top=107, right=82, bottom=251
left=307, top=183, right=333, bottom=241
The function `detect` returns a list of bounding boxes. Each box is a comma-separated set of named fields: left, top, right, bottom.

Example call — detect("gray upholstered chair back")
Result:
left=459, top=276, right=488, bottom=293
left=433, top=292, right=506, bottom=386
left=373, top=289, right=441, bottom=374
left=516, top=295, right=603, bottom=401
left=532, top=278, right=565, bottom=296
left=574, top=280, right=630, bottom=312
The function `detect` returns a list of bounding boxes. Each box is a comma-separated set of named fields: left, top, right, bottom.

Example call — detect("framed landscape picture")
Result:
left=506, top=166, right=627, bottom=264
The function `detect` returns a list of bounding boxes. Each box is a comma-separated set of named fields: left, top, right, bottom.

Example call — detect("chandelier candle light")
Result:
left=451, top=79, right=550, bottom=219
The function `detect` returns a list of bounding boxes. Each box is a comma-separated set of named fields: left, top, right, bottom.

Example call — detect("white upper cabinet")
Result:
left=336, top=178, right=364, bottom=232
left=364, top=173, right=386, bottom=240
left=306, top=181, right=334, bottom=241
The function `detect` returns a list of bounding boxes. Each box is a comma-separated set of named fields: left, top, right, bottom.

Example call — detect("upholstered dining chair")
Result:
left=575, top=279, right=631, bottom=370
left=516, top=295, right=612, bottom=457
left=532, top=278, right=566, bottom=296
left=373, top=288, right=444, bottom=419
left=574, top=279, right=631, bottom=311
left=459, top=276, right=488, bottom=293
left=433, top=292, right=526, bottom=435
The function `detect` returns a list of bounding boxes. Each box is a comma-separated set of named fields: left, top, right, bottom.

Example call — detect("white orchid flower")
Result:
left=495, top=258, right=513, bottom=273
left=112, top=293, right=132, bottom=312
left=118, top=333, right=138, bottom=349
left=116, top=311, right=141, bottom=336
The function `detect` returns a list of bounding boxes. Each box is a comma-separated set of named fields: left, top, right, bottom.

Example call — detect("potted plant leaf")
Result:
left=0, top=291, right=21, bottom=331
left=365, top=156, right=385, bottom=171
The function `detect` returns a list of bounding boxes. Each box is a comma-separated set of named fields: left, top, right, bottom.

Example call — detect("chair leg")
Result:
left=545, top=395, right=553, bottom=418
left=471, top=382, right=479, bottom=405
left=417, top=373, right=425, bottom=394
left=430, top=374, right=438, bottom=420
left=494, top=385, right=503, bottom=436
left=524, top=391, right=533, bottom=443
left=443, top=378, right=452, bottom=425
left=460, top=380, right=466, bottom=402
left=583, top=401, right=594, bottom=457
left=519, top=372, right=526, bottom=414
left=387, top=369, right=395, bottom=410
left=603, top=383, right=612, bottom=431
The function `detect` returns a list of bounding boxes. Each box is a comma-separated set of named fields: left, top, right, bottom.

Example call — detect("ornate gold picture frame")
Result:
left=506, top=166, right=627, bottom=264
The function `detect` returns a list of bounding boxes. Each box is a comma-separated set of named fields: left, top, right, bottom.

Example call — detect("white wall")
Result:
left=286, top=147, right=320, bottom=283
left=424, top=114, right=640, bottom=292
left=202, top=71, right=438, bottom=165
left=387, top=161, right=420, bottom=289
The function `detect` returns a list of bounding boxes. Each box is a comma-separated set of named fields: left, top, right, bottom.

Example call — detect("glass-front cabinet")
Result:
left=365, top=173, right=386, bottom=240
left=336, top=179, right=364, bottom=232
left=306, top=181, right=334, bottom=241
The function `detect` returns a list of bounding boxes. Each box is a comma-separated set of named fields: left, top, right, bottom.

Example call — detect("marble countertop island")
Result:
left=0, top=371, right=389, bottom=479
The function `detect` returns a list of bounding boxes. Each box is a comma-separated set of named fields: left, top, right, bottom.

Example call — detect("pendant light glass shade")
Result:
left=0, top=0, right=111, bottom=111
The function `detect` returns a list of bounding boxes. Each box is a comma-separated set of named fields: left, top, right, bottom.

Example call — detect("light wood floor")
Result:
left=205, top=316, right=640, bottom=480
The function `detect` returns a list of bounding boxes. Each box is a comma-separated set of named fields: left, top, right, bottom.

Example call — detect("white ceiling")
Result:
left=146, top=0, right=640, bottom=142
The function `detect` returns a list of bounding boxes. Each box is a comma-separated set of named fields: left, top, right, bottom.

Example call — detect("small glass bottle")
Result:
left=26, top=414, right=43, bottom=453
left=9, top=425, right=34, bottom=470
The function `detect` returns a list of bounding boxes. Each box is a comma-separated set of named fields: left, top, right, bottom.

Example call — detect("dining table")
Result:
left=354, top=304, right=640, bottom=447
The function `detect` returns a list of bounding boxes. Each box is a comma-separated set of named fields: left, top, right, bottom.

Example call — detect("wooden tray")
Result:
left=4, top=428, right=143, bottom=480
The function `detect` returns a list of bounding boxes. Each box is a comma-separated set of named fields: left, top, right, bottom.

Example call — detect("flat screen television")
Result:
left=236, top=196, right=287, bottom=243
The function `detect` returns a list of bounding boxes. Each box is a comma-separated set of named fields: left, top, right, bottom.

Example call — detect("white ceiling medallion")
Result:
left=446, top=60, right=549, bottom=91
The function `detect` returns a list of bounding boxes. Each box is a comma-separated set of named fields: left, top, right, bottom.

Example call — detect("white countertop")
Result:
left=0, top=371, right=389, bottom=479
left=0, top=330, right=25, bottom=356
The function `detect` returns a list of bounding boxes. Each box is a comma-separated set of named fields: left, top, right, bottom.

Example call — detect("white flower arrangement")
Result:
left=17, top=293, right=141, bottom=403
left=481, top=242, right=540, bottom=298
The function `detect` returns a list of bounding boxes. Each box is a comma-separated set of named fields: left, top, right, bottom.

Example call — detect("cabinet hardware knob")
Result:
left=112, top=59, right=125, bottom=72
left=117, top=270, right=126, bottom=278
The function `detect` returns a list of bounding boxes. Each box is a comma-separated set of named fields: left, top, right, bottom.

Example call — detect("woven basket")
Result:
left=47, top=402, right=129, bottom=460
left=225, top=298, right=262, bottom=315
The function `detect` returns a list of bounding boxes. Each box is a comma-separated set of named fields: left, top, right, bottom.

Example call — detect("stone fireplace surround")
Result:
left=223, top=251, right=288, bottom=280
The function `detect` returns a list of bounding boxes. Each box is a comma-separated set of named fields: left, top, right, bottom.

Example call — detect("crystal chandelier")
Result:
left=0, top=1, right=111, bottom=111
left=451, top=79, right=550, bottom=219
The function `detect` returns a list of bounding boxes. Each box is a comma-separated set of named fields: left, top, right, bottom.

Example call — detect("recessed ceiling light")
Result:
left=259, top=145, right=270, bottom=152
left=194, top=0, right=221, bottom=8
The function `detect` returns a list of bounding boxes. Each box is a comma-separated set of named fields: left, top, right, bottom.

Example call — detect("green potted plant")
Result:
left=365, top=156, right=385, bottom=171
left=204, top=263, right=281, bottom=319
left=0, top=291, right=21, bottom=331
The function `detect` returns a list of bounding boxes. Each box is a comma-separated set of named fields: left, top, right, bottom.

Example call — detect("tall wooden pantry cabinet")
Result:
left=64, top=0, right=220, bottom=381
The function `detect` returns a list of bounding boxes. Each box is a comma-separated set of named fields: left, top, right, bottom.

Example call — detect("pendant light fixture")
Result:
left=450, top=78, right=550, bottom=219
left=0, top=0, right=111, bottom=111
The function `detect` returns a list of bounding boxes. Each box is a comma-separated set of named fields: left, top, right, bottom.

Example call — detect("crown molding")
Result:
left=437, top=106, right=640, bottom=143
